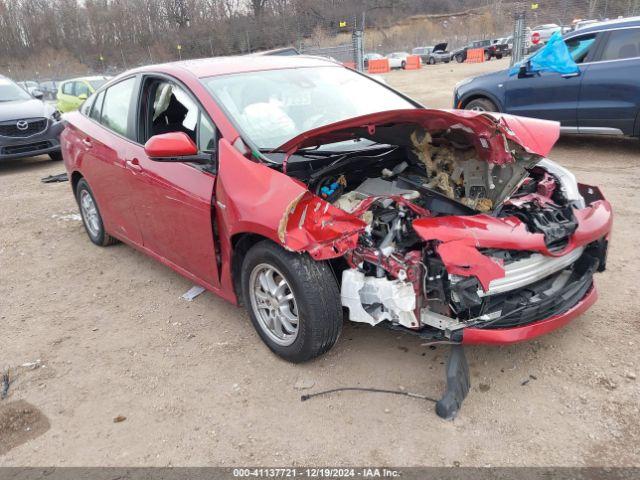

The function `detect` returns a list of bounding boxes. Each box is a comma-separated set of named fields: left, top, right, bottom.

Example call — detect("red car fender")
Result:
left=214, top=138, right=367, bottom=300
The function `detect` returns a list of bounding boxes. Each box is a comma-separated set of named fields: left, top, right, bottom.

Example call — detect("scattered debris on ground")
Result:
left=41, top=173, right=68, bottom=183
left=21, top=359, right=42, bottom=370
left=1, top=369, right=10, bottom=399
left=181, top=285, right=206, bottom=301
left=113, top=415, right=127, bottom=423
left=300, top=386, right=438, bottom=403
left=293, top=377, right=316, bottom=391
left=51, top=212, right=82, bottom=221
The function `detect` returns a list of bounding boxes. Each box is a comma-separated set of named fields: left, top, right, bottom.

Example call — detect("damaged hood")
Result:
left=275, top=109, right=560, bottom=164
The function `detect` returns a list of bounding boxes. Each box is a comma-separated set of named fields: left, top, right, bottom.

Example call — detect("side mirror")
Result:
left=32, top=89, right=44, bottom=100
left=144, top=132, right=210, bottom=164
left=78, top=93, right=88, bottom=100
left=517, top=63, right=538, bottom=78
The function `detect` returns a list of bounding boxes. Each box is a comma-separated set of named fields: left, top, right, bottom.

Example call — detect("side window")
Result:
left=89, top=90, right=105, bottom=121
left=75, top=82, right=91, bottom=97
left=601, top=28, right=640, bottom=61
left=198, top=112, right=217, bottom=152
left=145, top=81, right=198, bottom=143
left=565, top=34, right=597, bottom=63
left=62, top=82, right=74, bottom=95
left=100, top=77, right=136, bottom=138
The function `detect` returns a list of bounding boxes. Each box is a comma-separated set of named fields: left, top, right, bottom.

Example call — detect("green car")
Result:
left=56, top=76, right=110, bottom=113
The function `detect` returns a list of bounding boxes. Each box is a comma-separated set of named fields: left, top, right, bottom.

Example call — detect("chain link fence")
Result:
left=511, top=0, right=640, bottom=64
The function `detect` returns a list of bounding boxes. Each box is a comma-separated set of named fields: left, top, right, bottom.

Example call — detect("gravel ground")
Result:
left=1, top=58, right=638, bottom=467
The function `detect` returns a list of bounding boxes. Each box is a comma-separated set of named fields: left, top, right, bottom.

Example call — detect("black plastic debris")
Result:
left=1, top=369, right=10, bottom=399
left=435, top=345, right=470, bottom=420
left=41, top=173, right=68, bottom=183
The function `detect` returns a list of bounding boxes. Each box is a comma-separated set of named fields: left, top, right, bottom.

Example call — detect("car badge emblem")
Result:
left=16, top=120, right=29, bottom=131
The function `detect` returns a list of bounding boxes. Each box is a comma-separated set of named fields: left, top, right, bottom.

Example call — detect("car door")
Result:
left=123, top=75, right=220, bottom=288
left=79, top=76, right=143, bottom=245
left=73, top=81, right=92, bottom=111
left=577, top=26, right=640, bottom=135
left=504, top=32, right=601, bottom=127
left=57, top=81, right=76, bottom=112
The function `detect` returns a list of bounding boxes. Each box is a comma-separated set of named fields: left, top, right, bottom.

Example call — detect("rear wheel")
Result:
left=49, top=151, right=63, bottom=161
left=484, top=51, right=491, bottom=61
left=241, top=240, right=342, bottom=363
left=496, top=53, right=503, bottom=60
left=401, top=60, right=407, bottom=69
left=465, top=98, right=498, bottom=112
left=75, top=178, right=118, bottom=246
left=455, top=54, right=464, bottom=63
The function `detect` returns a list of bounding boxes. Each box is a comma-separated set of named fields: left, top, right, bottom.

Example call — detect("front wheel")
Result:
left=241, top=240, right=342, bottom=363
left=465, top=98, right=498, bottom=112
left=428, top=57, right=435, bottom=65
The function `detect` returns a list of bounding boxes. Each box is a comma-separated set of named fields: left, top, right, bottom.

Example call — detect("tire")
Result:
left=49, top=151, right=63, bottom=161
left=428, top=57, right=435, bottom=65
left=401, top=60, right=406, bottom=70
left=455, top=54, right=464, bottom=63
left=484, top=51, right=491, bottom=61
left=241, top=240, right=342, bottom=363
left=75, top=178, right=118, bottom=246
left=496, top=54, right=503, bottom=60
left=465, top=98, right=498, bottom=113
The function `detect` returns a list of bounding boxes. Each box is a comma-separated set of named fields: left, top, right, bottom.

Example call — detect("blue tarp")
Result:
left=509, top=32, right=579, bottom=76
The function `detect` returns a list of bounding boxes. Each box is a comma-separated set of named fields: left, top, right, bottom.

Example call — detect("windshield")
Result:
left=0, top=79, right=32, bottom=102
left=203, top=66, right=415, bottom=150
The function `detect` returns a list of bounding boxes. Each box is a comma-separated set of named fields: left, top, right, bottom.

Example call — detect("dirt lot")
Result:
left=1, top=58, right=639, bottom=467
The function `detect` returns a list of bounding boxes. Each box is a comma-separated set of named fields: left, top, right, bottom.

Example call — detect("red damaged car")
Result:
left=61, top=57, right=611, bottom=371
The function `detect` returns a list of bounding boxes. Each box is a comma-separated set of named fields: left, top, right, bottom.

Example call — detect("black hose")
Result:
left=300, top=387, right=438, bottom=403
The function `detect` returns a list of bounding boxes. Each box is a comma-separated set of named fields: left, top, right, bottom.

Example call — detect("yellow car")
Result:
left=56, top=76, right=110, bottom=113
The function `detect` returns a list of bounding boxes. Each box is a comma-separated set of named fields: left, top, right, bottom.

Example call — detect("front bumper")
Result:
left=461, top=284, right=598, bottom=345
left=0, top=120, right=64, bottom=160
left=412, top=185, right=612, bottom=345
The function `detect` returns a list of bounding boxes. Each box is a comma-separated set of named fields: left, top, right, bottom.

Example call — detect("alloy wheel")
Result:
left=79, top=189, right=100, bottom=238
left=249, top=263, right=299, bottom=346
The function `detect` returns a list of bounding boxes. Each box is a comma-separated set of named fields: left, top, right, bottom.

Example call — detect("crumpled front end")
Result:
left=274, top=109, right=612, bottom=344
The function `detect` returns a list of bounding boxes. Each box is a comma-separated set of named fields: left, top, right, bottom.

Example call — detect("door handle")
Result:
left=81, top=138, right=92, bottom=148
left=561, top=72, right=580, bottom=78
left=125, top=158, right=143, bottom=172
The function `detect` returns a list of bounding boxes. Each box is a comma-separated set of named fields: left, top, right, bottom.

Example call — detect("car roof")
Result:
left=127, top=55, right=338, bottom=79
left=570, top=16, right=640, bottom=35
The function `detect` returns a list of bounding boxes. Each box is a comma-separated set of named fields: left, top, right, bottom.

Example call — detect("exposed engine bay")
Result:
left=277, top=117, right=610, bottom=342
